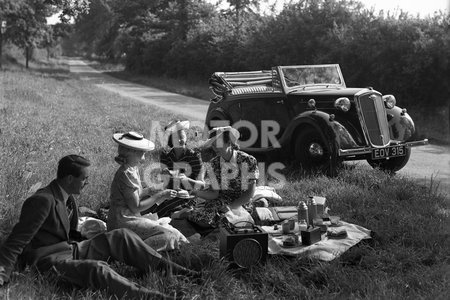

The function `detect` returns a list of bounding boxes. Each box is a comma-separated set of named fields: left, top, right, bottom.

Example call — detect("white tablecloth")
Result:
left=261, top=221, right=371, bottom=261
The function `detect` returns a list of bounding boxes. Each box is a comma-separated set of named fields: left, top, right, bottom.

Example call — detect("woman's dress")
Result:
left=107, top=165, right=188, bottom=251
left=189, top=150, right=259, bottom=227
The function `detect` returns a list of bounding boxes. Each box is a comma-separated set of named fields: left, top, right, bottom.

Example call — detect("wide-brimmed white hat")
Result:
left=164, top=120, right=190, bottom=134
left=203, top=126, right=240, bottom=148
left=112, top=131, right=155, bottom=152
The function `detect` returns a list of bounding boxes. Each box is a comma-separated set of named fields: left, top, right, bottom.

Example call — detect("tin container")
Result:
left=301, top=227, right=321, bottom=245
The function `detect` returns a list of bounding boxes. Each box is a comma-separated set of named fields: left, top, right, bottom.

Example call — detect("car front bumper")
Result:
left=338, top=139, right=429, bottom=157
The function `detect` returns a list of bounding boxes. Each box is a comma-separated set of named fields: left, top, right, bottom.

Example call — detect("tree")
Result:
left=5, top=1, right=49, bottom=68
left=0, top=0, right=20, bottom=68
left=102, top=0, right=217, bottom=74
left=226, top=0, right=262, bottom=36
left=0, top=0, right=89, bottom=68
left=44, top=0, right=90, bottom=22
left=71, top=0, right=115, bottom=58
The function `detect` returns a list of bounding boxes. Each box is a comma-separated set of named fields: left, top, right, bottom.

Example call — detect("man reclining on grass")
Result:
left=0, top=154, right=199, bottom=299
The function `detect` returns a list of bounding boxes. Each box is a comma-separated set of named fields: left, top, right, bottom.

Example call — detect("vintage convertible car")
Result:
left=205, top=64, right=428, bottom=173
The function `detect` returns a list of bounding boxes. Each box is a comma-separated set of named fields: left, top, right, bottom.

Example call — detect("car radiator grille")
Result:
left=357, top=93, right=390, bottom=146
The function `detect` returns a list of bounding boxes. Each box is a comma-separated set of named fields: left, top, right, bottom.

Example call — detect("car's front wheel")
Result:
left=294, top=127, right=338, bottom=175
left=366, top=148, right=411, bottom=173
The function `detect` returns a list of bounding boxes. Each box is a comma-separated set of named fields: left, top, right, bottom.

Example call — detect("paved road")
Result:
left=66, top=58, right=208, bottom=121
left=401, top=144, right=450, bottom=197
left=66, top=58, right=450, bottom=198
left=353, top=145, right=450, bottom=198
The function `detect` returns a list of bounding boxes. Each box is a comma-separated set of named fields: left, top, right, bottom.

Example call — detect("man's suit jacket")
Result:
left=0, top=180, right=80, bottom=276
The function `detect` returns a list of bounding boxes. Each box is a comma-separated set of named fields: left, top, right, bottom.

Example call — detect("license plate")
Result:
left=371, top=145, right=406, bottom=160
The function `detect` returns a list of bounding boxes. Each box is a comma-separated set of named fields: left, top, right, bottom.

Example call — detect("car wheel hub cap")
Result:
left=308, top=143, right=324, bottom=158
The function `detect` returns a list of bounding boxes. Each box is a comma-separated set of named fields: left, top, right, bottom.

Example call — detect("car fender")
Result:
left=281, top=110, right=357, bottom=153
left=281, top=111, right=335, bottom=151
left=206, top=107, right=232, bottom=128
left=386, top=106, right=415, bottom=141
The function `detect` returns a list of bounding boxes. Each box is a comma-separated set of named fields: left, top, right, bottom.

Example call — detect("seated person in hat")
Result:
left=179, top=126, right=259, bottom=228
left=0, top=154, right=199, bottom=299
left=142, top=120, right=205, bottom=218
left=107, top=132, right=189, bottom=251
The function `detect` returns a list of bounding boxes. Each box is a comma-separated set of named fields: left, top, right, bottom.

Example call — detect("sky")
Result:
left=356, top=0, right=449, bottom=17
left=47, top=15, right=60, bottom=25
left=47, top=0, right=450, bottom=25
left=261, top=0, right=449, bottom=17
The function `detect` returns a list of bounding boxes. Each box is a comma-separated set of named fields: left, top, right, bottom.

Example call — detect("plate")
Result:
left=177, top=195, right=195, bottom=199
left=280, top=243, right=301, bottom=248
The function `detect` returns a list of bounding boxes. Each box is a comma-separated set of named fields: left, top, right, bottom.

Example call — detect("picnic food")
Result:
left=282, top=235, right=299, bottom=247
left=327, top=228, right=347, bottom=238
left=177, top=190, right=189, bottom=198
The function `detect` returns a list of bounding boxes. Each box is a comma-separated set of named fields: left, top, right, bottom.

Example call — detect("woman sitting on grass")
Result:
left=143, top=120, right=205, bottom=218
left=107, top=131, right=189, bottom=251
left=175, top=126, right=259, bottom=229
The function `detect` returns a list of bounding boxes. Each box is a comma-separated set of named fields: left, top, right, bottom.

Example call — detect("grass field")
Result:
left=0, top=57, right=449, bottom=299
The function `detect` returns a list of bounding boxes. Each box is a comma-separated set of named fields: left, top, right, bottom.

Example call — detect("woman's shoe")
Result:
left=186, top=233, right=201, bottom=244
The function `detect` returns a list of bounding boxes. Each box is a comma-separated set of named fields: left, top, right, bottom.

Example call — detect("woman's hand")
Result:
left=135, top=189, right=175, bottom=212
left=177, top=173, right=190, bottom=185
left=155, top=189, right=177, bottom=204
left=229, top=181, right=256, bottom=210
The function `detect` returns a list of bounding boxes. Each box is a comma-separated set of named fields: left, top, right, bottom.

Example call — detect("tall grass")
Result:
left=0, top=63, right=449, bottom=299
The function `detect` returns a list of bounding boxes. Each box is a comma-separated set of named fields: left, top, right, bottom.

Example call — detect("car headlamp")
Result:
left=334, top=97, right=351, bottom=112
left=383, top=94, right=396, bottom=109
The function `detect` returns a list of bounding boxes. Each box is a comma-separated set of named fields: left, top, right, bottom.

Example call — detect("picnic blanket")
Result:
left=261, top=221, right=371, bottom=261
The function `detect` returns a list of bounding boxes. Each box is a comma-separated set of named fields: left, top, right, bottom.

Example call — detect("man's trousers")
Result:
left=36, top=228, right=168, bottom=299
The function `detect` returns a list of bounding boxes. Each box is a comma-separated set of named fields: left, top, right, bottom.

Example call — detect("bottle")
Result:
left=297, top=201, right=309, bottom=228
left=298, top=219, right=308, bottom=232
left=307, top=196, right=317, bottom=227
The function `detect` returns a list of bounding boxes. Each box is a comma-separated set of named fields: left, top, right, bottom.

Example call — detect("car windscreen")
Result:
left=280, top=65, right=344, bottom=88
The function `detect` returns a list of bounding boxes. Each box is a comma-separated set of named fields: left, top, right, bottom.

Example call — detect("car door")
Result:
left=238, top=96, right=291, bottom=149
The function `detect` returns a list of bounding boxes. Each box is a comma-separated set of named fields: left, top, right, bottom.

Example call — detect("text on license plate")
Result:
left=371, top=145, right=406, bottom=160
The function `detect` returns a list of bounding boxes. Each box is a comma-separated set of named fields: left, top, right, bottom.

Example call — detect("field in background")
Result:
left=0, top=56, right=449, bottom=299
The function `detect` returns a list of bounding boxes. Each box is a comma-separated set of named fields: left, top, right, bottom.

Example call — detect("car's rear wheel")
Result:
left=366, top=148, right=411, bottom=173
left=294, top=127, right=338, bottom=175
